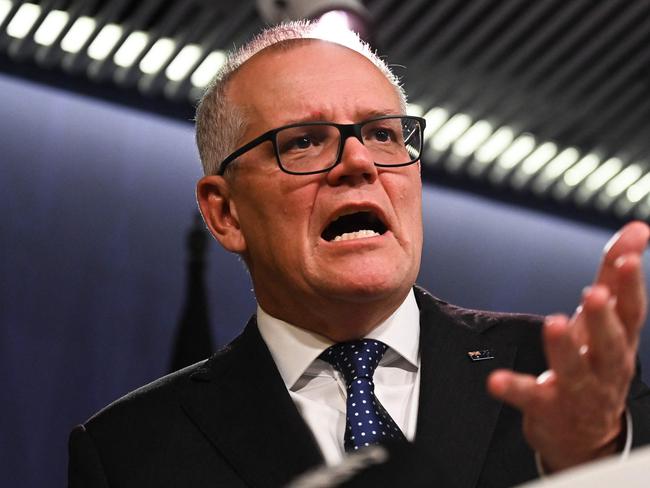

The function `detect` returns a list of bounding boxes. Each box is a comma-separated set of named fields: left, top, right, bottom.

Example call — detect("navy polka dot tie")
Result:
left=320, top=339, right=407, bottom=451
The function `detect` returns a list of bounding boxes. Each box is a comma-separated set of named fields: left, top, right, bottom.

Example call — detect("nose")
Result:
left=325, top=136, right=378, bottom=186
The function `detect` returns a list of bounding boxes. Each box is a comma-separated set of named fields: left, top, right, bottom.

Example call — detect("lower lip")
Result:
left=320, top=231, right=391, bottom=247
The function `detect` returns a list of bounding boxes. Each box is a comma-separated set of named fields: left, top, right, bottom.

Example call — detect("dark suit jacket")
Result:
left=68, top=287, right=650, bottom=487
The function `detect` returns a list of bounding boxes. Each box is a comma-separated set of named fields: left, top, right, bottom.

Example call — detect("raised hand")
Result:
left=487, top=221, right=650, bottom=472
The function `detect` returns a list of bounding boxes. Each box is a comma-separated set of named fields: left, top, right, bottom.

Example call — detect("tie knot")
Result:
left=319, top=339, right=388, bottom=384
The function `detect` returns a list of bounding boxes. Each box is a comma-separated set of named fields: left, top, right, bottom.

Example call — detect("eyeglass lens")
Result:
left=276, top=117, right=421, bottom=173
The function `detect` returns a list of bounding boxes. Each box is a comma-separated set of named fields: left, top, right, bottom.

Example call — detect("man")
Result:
left=69, top=21, right=650, bottom=487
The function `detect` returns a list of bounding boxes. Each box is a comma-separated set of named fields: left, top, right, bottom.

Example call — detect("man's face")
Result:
left=207, top=41, right=422, bottom=331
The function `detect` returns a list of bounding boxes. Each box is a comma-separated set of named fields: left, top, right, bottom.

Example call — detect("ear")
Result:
left=196, top=175, right=247, bottom=254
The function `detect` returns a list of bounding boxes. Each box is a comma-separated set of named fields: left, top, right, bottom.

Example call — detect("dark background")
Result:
left=2, top=71, right=650, bottom=487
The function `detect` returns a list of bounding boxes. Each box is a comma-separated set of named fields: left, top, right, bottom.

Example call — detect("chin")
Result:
left=305, top=245, right=421, bottom=304
left=318, top=268, right=414, bottom=304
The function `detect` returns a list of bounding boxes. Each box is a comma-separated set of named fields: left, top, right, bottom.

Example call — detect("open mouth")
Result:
left=321, top=211, right=388, bottom=242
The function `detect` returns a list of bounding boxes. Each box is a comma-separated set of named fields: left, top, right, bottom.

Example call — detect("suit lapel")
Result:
left=414, top=288, right=517, bottom=488
left=180, top=317, right=323, bottom=487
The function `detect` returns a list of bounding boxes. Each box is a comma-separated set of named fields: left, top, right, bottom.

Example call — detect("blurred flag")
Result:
left=170, top=212, right=214, bottom=372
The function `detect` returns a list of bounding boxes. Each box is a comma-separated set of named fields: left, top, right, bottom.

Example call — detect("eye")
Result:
left=278, top=134, right=315, bottom=153
left=277, top=126, right=331, bottom=154
left=363, top=118, right=404, bottom=145
left=367, top=126, right=396, bottom=144
left=373, top=128, right=391, bottom=142
left=293, top=136, right=313, bottom=149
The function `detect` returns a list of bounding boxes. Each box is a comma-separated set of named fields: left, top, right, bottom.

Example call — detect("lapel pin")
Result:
left=467, top=350, right=494, bottom=361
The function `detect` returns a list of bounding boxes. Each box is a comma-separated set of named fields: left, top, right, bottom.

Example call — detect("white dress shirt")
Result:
left=257, top=289, right=420, bottom=465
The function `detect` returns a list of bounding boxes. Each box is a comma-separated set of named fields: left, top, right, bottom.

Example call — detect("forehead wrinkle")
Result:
left=277, top=110, right=331, bottom=126
left=276, top=104, right=402, bottom=127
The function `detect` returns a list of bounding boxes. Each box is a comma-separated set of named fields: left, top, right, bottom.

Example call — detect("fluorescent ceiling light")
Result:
left=584, top=157, right=623, bottom=193
left=539, top=147, right=580, bottom=181
left=6, top=2, right=40, bottom=39
left=139, top=37, right=176, bottom=74
left=406, top=103, right=424, bottom=117
left=497, top=134, right=535, bottom=170
left=34, top=9, right=68, bottom=46
left=87, top=23, right=123, bottom=60
left=0, top=0, right=13, bottom=27
left=453, top=120, right=493, bottom=158
left=33, top=9, right=68, bottom=46
left=312, top=10, right=357, bottom=40
left=61, top=16, right=96, bottom=53
left=114, top=31, right=149, bottom=68
left=531, top=147, right=581, bottom=194
left=521, top=141, right=558, bottom=175
left=626, top=171, right=650, bottom=203
left=563, top=153, right=600, bottom=187
left=422, top=107, right=449, bottom=139
left=474, top=126, right=514, bottom=164
left=431, top=113, right=471, bottom=152
left=604, top=163, right=642, bottom=198
left=190, top=50, right=227, bottom=88
left=165, top=44, right=203, bottom=81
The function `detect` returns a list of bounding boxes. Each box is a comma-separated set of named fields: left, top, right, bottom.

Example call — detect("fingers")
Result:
left=543, top=315, right=589, bottom=385
left=596, top=221, right=649, bottom=293
left=613, top=254, right=647, bottom=344
left=581, top=285, right=628, bottom=380
left=487, top=370, right=541, bottom=411
left=584, top=221, right=648, bottom=350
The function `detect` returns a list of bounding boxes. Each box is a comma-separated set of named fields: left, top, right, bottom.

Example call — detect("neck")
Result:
left=256, top=287, right=411, bottom=342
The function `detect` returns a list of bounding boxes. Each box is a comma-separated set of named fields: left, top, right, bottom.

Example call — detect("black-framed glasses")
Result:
left=217, top=115, right=426, bottom=175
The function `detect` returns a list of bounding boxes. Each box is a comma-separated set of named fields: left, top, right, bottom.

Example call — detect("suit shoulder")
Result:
left=84, top=360, right=204, bottom=427
left=80, top=321, right=256, bottom=435
left=414, top=285, right=543, bottom=338
left=83, top=341, right=238, bottom=431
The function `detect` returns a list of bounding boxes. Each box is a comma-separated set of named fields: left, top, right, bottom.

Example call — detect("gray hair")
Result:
left=195, top=20, right=407, bottom=176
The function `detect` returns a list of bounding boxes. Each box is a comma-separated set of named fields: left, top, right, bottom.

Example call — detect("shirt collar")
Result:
left=257, top=289, right=420, bottom=389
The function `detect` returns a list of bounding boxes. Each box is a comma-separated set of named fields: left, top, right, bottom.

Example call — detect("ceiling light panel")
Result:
left=511, top=141, right=558, bottom=189
left=6, top=2, right=40, bottom=39
left=520, top=142, right=558, bottom=176
left=113, top=30, right=149, bottom=68
left=60, top=16, right=97, bottom=53
left=532, top=147, right=580, bottom=194
left=87, top=23, right=123, bottom=61
left=406, top=103, right=424, bottom=117
left=452, top=120, right=493, bottom=158
left=626, top=172, right=650, bottom=204
left=422, top=107, right=450, bottom=139
left=497, top=134, right=535, bottom=170
left=604, top=163, right=642, bottom=198
left=0, top=0, right=13, bottom=27
left=431, top=113, right=472, bottom=152
left=165, top=44, right=202, bottom=81
left=33, top=9, right=68, bottom=46
left=583, top=157, right=623, bottom=194
left=473, top=126, right=515, bottom=165
left=190, top=50, right=226, bottom=88
left=562, top=153, right=601, bottom=188
left=139, top=37, right=176, bottom=74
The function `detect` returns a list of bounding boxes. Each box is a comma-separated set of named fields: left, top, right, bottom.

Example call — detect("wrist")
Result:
left=537, top=412, right=627, bottom=475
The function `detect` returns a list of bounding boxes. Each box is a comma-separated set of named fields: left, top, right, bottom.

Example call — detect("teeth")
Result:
left=333, top=229, right=380, bottom=241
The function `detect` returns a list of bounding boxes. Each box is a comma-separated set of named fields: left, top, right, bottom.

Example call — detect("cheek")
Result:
left=394, top=180, right=423, bottom=250
left=394, top=178, right=422, bottom=216
left=404, top=176, right=422, bottom=219
left=277, top=180, right=320, bottom=227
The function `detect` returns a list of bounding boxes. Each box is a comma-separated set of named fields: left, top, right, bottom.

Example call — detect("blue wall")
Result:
left=2, top=73, right=649, bottom=487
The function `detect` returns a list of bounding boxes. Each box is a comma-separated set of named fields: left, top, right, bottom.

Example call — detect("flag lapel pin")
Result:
left=467, top=350, right=495, bottom=361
